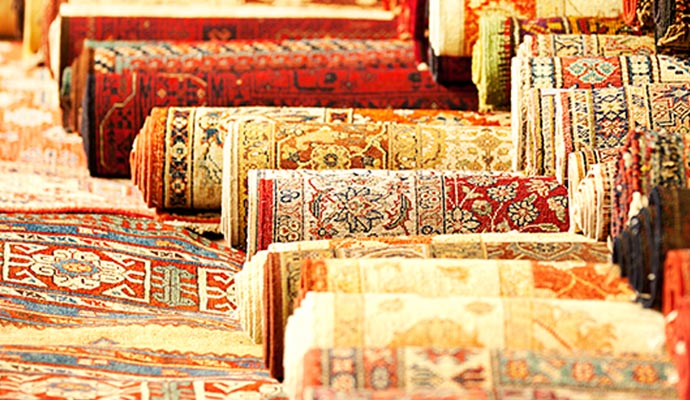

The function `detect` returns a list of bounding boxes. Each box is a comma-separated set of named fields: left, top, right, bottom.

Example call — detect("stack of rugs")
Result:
left=2, top=0, right=690, bottom=398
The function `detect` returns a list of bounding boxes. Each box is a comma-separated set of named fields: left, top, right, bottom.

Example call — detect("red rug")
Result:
left=74, top=39, right=478, bottom=177
left=249, top=170, right=570, bottom=256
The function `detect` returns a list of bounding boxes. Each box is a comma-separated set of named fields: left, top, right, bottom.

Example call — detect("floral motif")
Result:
left=505, top=360, right=530, bottom=380
left=310, top=144, right=352, bottom=169
left=508, top=195, right=539, bottom=226
left=332, top=187, right=385, bottom=233
left=487, top=183, right=517, bottom=202
left=450, top=208, right=481, bottom=233
left=571, top=361, right=596, bottom=382
left=255, top=170, right=569, bottom=254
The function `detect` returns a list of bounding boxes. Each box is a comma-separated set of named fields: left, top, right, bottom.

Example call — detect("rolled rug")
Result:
left=298, top=347, right=676, bottom=400
left=613, top=187, right=690, bottom=310
left=222, top=121, right=514, bottom=249
left=567, top=148, right=621, bottom=233
left=246, top=169, right=570, bottom=257
left=570, top=161, right=618, bottom=241
left=472, top=15, right=630, bottom=112
left=298, top=258, right=633, bottom=305
left=518, top=34, right=655, bottom=58
left=663, top=249, right=690, bottom=316
left=237, top=231, right=610, bottom=342
left=132, top=106, right=511, bottom=212
left=656, top=0, right=690, bottom=54
left=649, top=188, right=690, bottom=310
left=74, top=39, right=479, bottom=177
left=529, top=82, right=690, bottom=181
left=516, top=56, right=690, bottom=179
left=283, top=292, right=668, bottom=397
left=611, top=127, right=689, bottom=239
left=52, top=2, right=402, bottom=88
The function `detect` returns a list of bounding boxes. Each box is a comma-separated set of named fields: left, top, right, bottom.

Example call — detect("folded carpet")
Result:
left=73, top=38, right=478, bottom=177
left=655, top=0, right=690, bottom=54
left=284, top=292, right=667, bottom=397
left=297, top=347, right=676, bottom=400
left=222, top=121, right=513, bottom=249
left=516, top=56, right=690, bottom=176
left=471, top=15, right=631, bottom=112
left=247, top=169, right=570, bottom=257
left=567, top=148, right=621, bottom=234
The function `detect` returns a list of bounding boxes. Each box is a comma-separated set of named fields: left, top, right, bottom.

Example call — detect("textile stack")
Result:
left=1, top=0, right=690, bottom=398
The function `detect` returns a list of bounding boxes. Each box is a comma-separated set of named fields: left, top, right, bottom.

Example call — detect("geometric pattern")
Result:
left=0, top=212, right=245, bottom=314
left=296, top=347, right=676, bottom=400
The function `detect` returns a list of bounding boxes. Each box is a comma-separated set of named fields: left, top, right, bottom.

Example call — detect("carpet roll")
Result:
left=472, top=15, right=630, bottom=112
left=519, top=34, right=655, bottom=58
left=298, top=347, right=676, bottom=400
left=74, top=38, right=479, bottom=177
left=299, top=258, right=632, bottom=304
left=247, top=169, right=570, bottom=257
left=237, top=231, right=610, bottom=342
left=656, top=0, right=690, bottom=54
left=567, top=148, right=621, bottom=233
left=240, top=233, right=611, bottom=380
left=528, top=83, right=690, bottom=182
left=611, top=127, right=690, bottom=239
left=516, top=57, right=690, bottom=178
left=284, top=292, right=667, bottom=397
left=570, top=161, right=618, bottom=241
left=223, top=121, right=513, bottom=249
left=54, top=2, right=402, bottom=87
left=613, top=187, right=690, bottom=309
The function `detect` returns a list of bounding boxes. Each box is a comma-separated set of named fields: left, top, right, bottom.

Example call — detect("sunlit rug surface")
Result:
left=0, top=40, right=285, bottom=399
left=0, top=41, right=153, bottom=216
left=0, top=212, right=288, bottom=398
left=283, top=292, right=668, bottom=398
left=297, top=347, right=676, bottom=400
left=238, top=232, right=612, bottom=380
